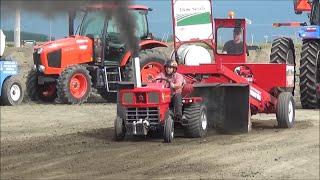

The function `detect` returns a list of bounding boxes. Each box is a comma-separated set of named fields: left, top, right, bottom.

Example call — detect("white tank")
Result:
left=0, top=29, right=5, bottom=57
left=176, top=45, right=212, bottom=66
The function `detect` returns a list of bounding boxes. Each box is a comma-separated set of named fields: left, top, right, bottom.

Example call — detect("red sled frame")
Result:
left=171, top=0, right=295, bottom=131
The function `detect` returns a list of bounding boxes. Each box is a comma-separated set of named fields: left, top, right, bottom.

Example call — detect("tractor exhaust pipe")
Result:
left=112, top=0, right=140, bottom=88
left=133, top=56, right=142, bottom=88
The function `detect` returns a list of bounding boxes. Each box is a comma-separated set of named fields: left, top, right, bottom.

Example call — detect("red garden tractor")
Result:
left=115, top=81, right=207, bottom=142
left=114, top=0, right=296, bottom=143
left=26, top=4, right=168, bottom=104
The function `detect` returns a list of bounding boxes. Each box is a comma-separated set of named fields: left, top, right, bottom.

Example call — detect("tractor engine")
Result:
left=118, top=84, right=171, bottom=136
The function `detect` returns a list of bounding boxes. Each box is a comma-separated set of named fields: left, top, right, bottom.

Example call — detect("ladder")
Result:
left=104, top=66, right=122, bottom=92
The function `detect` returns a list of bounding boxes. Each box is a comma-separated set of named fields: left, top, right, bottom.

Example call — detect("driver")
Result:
left=222, top=27, right=244, bottom=54
left=155, top=60, right=184, bottom=120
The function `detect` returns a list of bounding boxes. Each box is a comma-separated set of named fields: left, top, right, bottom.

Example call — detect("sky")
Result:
left=0, top=0, right=309, bottom=43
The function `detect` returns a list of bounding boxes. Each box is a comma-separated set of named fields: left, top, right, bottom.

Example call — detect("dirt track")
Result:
left=0, top=45, right=317, bottom=179
left=1, top=104, right=319, bottom=179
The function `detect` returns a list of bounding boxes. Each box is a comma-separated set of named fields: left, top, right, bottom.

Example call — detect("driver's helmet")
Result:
left=164, top=60, right=178, bottom=69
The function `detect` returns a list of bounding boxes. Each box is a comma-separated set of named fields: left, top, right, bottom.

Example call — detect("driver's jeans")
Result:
left=171, top=93, right=182, bottom=120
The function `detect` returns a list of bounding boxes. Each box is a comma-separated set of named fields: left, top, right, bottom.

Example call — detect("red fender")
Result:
left=120, top=40, right=168, bottom=66
left=139, top=39, right=168, bottom=50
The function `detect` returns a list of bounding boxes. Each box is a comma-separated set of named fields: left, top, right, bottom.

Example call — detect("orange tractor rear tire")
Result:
left=123, top=49, right=167, bottom=82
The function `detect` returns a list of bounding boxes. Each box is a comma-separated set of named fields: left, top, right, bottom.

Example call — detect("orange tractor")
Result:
left=27, top=4, right=168, bottom=104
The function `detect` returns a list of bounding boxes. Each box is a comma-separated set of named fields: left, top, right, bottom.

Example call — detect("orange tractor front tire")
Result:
left=56, top=65, right=92, bottom=104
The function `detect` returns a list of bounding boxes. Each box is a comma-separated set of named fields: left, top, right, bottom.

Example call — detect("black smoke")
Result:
left=112, top=1, right=139, bottom=57
left=1, top=0, right=139, bottom=56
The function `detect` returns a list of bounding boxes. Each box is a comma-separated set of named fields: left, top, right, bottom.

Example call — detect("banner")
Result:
left=173, top=0, right=213, bottom=42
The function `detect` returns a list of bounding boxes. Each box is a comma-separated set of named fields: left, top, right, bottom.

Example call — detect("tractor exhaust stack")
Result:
left=133, top=57, right=142, bottom=88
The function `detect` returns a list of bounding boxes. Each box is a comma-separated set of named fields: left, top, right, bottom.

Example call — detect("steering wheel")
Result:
left=153, top=78, right=172, bottom=89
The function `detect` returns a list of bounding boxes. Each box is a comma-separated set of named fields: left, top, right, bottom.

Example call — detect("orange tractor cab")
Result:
left=27, top=4, right=168, bottom=104
left=115, top=0, right=296, bottom=143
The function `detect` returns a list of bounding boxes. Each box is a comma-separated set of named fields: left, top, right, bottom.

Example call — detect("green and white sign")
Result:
left=173, top=0, right=213, bottom=42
